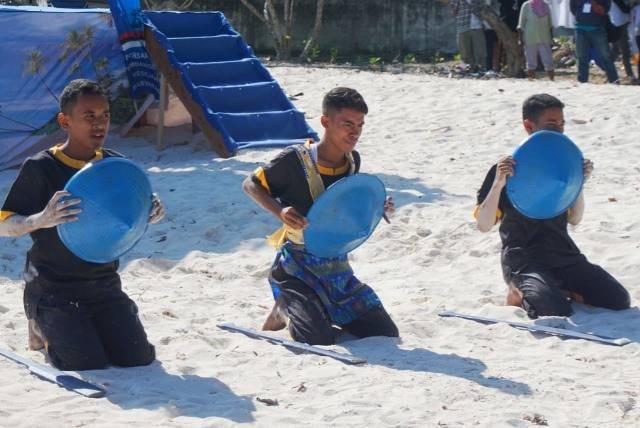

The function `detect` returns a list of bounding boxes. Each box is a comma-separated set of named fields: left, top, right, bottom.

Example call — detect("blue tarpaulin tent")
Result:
left=0, top=6, right=129, bottom=170
left=0, top=5, right=318, bottom=169
left=50, top=1, right=88, bottom=8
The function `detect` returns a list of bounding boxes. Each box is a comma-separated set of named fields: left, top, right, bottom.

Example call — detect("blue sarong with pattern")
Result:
left=269, top=242, right=382, bottom=326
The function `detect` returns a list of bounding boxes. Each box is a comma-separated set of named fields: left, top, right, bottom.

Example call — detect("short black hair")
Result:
left=322, top=87, right=368, bottom=115
left=59, top=79, right=107, bottom=114
left=522, top=94, right=564, bottom=121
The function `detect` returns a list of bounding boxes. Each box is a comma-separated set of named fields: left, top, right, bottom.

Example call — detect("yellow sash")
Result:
left=267, top=141, right=355, bottom=248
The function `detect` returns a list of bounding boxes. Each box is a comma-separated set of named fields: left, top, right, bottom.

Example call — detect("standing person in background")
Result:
left=500, top=0, right=525, bottom=29
left=570, top=0, right=620, bottom=83
left=631, top=0, right=640, bottom=81
left=453, top=0, right=488, bottom=72
left=518, top=0, right=556, bottom=80
left=609, top=0, right=634, bottom=80
left=469, top=0, right=490, bottom=71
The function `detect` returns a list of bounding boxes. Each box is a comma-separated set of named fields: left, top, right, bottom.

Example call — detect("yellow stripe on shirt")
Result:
left=253, top=167, right=270, bottom=194
left=316, top=160, right=350, bottom=176
left=0, top=211, right=16, bottom=222
left=472, top=204, right=502, bottom=223
left=50, top=145, right=103, bottom=169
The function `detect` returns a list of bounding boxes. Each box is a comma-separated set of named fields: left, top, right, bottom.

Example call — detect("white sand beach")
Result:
left=0, top=67, right=639, bottom=427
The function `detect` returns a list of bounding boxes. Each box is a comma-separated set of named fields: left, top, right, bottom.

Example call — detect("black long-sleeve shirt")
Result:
left=570, top=0, right=611, bottom=27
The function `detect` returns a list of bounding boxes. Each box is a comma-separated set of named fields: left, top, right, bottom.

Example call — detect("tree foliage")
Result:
left=238, top=0, right=325, bottom=61
left=142, top=0, right=197, bottom=10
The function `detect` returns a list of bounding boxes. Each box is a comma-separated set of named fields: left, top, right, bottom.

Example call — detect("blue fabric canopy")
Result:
left=50, top=1, right=88, bottom=8
left=0, top=7, right=315, bottom=169
left=0, top=6, right=130, bottom=170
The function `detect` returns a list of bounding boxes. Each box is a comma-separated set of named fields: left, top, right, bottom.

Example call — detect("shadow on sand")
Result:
left=94, top=361, right=256, bottom=422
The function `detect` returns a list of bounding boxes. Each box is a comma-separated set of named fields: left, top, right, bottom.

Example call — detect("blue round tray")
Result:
left=506, top=130, right=583, bottom=220
left=303, top=173, right=386, bottom=258
left=57, top=157, right=152, bottom=263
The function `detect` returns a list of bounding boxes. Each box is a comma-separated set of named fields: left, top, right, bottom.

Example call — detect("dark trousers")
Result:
left=32, top=289, right=155, bottom=371
left=609, top=24, right=633, bottom=78
left=511, top=260, right=630, bottom=319
left=485, top=29, right=498, bottom=71
left=271, top=264, right=399, bottom=345
left=575, top=28, right=619, bottom=83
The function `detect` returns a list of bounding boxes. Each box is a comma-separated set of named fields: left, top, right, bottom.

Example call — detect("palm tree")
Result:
left=98, top=12, right=114, bottom=28
left=60, top=29, right=86, bottom=61
left=23, top=50, right=59, bottom=103
left=61, top=26, right=113, bottom=93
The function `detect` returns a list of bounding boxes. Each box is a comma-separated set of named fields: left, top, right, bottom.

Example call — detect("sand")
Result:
left=0, top=66, right=638, bottom=427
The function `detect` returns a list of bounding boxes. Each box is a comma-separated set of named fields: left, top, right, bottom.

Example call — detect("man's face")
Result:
left=524, top=107, right=565, bottom=134
left=58, top=93, right=110, bottom=151
left=321, top=108, right=366, bottom=153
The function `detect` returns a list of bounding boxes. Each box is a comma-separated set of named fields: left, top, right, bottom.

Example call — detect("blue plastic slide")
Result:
left=143, top=11, right=318, bottom=157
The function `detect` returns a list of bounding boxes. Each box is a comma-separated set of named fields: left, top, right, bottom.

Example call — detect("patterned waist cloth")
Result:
left=269, top=242, right=381, bottom=326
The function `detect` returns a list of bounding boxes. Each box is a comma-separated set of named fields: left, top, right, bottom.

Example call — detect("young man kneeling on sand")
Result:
left=243, top=87, right=399, bottom=345
left=474, top=93, right=630, bottom=318
left=0, top=79, right=163, bottom=370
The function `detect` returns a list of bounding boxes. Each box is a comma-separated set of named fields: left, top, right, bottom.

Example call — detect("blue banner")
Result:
left=108, top=0, right=159, bottom=99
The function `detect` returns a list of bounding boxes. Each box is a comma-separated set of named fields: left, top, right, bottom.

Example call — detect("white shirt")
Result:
left=609, top=2, right=630, bottom=27
left=550, top=0, right=576, bottom=28
left=633, top=5, right=640, bottom=34
left=466, top=0, right=485, bottom=29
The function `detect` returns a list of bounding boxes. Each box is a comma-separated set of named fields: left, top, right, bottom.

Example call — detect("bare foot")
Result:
left=562, top=290, right=585, bottom=304
left=262, top=298, right=287, bottom=331
left=505, top=283, right=523, bottom=307
left=28, top=319, right=45, bottom=351
left=569, top=292, right=585, bottom=303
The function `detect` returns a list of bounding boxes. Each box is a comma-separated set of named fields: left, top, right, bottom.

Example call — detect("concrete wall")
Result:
left=186, top=0, right=457, bottom=57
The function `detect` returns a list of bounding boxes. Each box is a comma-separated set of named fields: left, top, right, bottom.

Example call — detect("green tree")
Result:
left=142, top=0, right=197, bottom=10
left=239, top=0, right=326, bottom=62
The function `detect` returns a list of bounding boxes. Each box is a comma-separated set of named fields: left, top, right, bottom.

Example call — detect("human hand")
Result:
left=384, top=196, right=395, bottom=215
left=583, top=158, right=593, bottom=182
left=494, top=156, right=515, bottom=188
left=382, top=196, right=394, bottom=223
left=148, top=193, right=165, bottom=224
left=279, top=206, right=308, bottom=230
left=33, top=191, right=82, bottom=229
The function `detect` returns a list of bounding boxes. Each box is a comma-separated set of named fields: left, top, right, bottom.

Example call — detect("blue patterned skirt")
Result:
left=269, top=243, right=382, bottom=326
